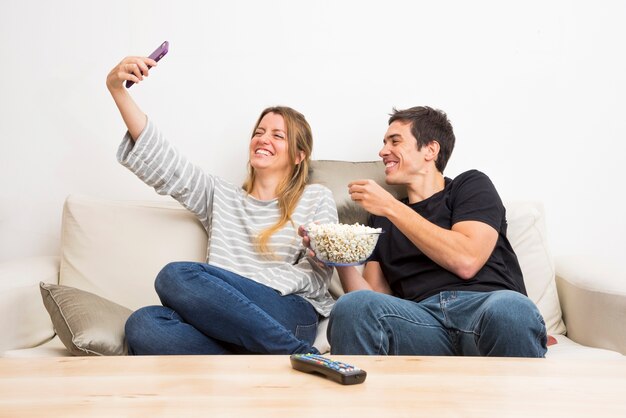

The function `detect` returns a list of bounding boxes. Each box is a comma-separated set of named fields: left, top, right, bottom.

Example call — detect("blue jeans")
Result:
left=125, top=262, right=320, bottom=355
left=328, top=290, right=547, bottom=357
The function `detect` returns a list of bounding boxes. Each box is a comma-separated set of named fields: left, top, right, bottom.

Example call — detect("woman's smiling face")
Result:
left=249, top=112, right=292, bottom=176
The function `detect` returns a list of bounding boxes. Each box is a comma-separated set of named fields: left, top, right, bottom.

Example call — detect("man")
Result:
left=328, top=106, right=547, bottom=357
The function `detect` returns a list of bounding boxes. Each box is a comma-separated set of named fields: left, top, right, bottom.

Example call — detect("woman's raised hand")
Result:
left=105, top=56, right=157, bottom=140
left=106, top=56, right=158, bottom=91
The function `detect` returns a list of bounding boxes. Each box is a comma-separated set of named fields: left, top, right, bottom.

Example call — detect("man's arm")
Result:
left=349, top=180, right=498, bottom=280
left=386, top=203, right=497, bottom=279
left=336, top=262, right=392, bottom=294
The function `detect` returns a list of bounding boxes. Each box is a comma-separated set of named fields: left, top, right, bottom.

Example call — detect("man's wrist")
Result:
left=382, top=198, right=406, bottom=220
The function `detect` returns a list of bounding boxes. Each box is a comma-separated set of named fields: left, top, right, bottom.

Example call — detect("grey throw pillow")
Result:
left=309, top=160, right=405, bottom=225
left=337, top=201, right=370, bottom=225
left=39, top=282, right=133, bottom=356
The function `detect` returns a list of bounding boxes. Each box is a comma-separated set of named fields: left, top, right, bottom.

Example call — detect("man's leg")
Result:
left=154, top=261, right=319, bottom=354
left=327, top=290, right=455, bottom=355
left=448, top=290, right=547, bottom=357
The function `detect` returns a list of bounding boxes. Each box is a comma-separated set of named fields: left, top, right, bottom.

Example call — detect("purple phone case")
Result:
left=125, top=41, right=169, bottom=88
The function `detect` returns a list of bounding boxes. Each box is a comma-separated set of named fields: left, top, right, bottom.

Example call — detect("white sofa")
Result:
left=1, top=161, right=625, bottom=358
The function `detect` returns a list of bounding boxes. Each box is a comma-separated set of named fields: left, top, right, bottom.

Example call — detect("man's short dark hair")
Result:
left=388, top=106, right=455, bottom=173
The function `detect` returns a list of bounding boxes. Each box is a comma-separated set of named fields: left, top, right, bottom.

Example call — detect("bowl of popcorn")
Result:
left=305, top=223, right=383, bottom=266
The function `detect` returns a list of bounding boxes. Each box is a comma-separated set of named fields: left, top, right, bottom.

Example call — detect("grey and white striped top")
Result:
left=117, top=119, right=338, bottom=316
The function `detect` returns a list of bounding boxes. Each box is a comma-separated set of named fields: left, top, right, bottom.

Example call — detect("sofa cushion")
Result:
left=2, top=336, right=70, bottom=358
left=59, top=195, right=207, bottom=310
left=546, top=334, right=624, bottom=359
left=39, top=282, right=133, bottom=356
left=505, top=202, right=566, bottom=335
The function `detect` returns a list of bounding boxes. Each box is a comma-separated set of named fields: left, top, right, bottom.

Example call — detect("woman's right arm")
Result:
left=106, top=56, right=158, bottom=140
left=110, top=56, right=214, bottom=229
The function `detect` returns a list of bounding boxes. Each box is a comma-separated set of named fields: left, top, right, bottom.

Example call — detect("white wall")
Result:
left=1, top=0, right=624, bottom=263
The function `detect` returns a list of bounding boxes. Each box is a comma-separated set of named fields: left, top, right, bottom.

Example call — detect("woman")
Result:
left=106, top=55, right=337, bottom=355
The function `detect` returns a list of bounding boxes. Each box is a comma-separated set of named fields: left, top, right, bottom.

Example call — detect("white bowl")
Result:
left=305, top=223, right=383, bottom=266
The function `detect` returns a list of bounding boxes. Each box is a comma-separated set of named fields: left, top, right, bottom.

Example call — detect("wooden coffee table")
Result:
left=1, top=355, right=625, bottom=417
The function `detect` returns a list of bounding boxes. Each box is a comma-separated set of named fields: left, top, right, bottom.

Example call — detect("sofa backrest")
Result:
left=59, top=195, right=207, bottom=310
left=58, top=161, right=565, bottom=335
left=501, top=201, right=565, bottom=335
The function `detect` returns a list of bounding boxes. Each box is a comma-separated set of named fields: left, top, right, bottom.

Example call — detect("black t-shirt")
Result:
left=368, top=169, right=526, bottom=302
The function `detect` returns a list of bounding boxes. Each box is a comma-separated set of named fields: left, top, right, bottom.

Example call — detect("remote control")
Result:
left=290, top=353, right=367, bottom=385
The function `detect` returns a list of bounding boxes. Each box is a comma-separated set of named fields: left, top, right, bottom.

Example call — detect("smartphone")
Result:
left=125, top=41, right=169, bottom=88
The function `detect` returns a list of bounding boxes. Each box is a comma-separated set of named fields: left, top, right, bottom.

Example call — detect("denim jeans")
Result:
left=328, top=290, right=547, bottom=357
left=125, top=262, right=320, bottom=355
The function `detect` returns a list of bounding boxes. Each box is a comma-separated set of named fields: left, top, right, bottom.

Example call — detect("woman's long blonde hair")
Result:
left=242, top=106, right=313, bottom=255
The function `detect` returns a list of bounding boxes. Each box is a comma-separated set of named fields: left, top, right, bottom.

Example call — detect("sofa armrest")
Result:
left=555, top=255, right=626, bottom=355
left=0, top=256, right=59, bottom=354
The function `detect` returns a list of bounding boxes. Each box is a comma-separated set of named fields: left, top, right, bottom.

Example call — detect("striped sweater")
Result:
left=117, top=119, right=338, bottom=316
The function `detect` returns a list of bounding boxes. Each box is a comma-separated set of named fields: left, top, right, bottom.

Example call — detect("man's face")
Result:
left=379, top=120, right=428, bottom=185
